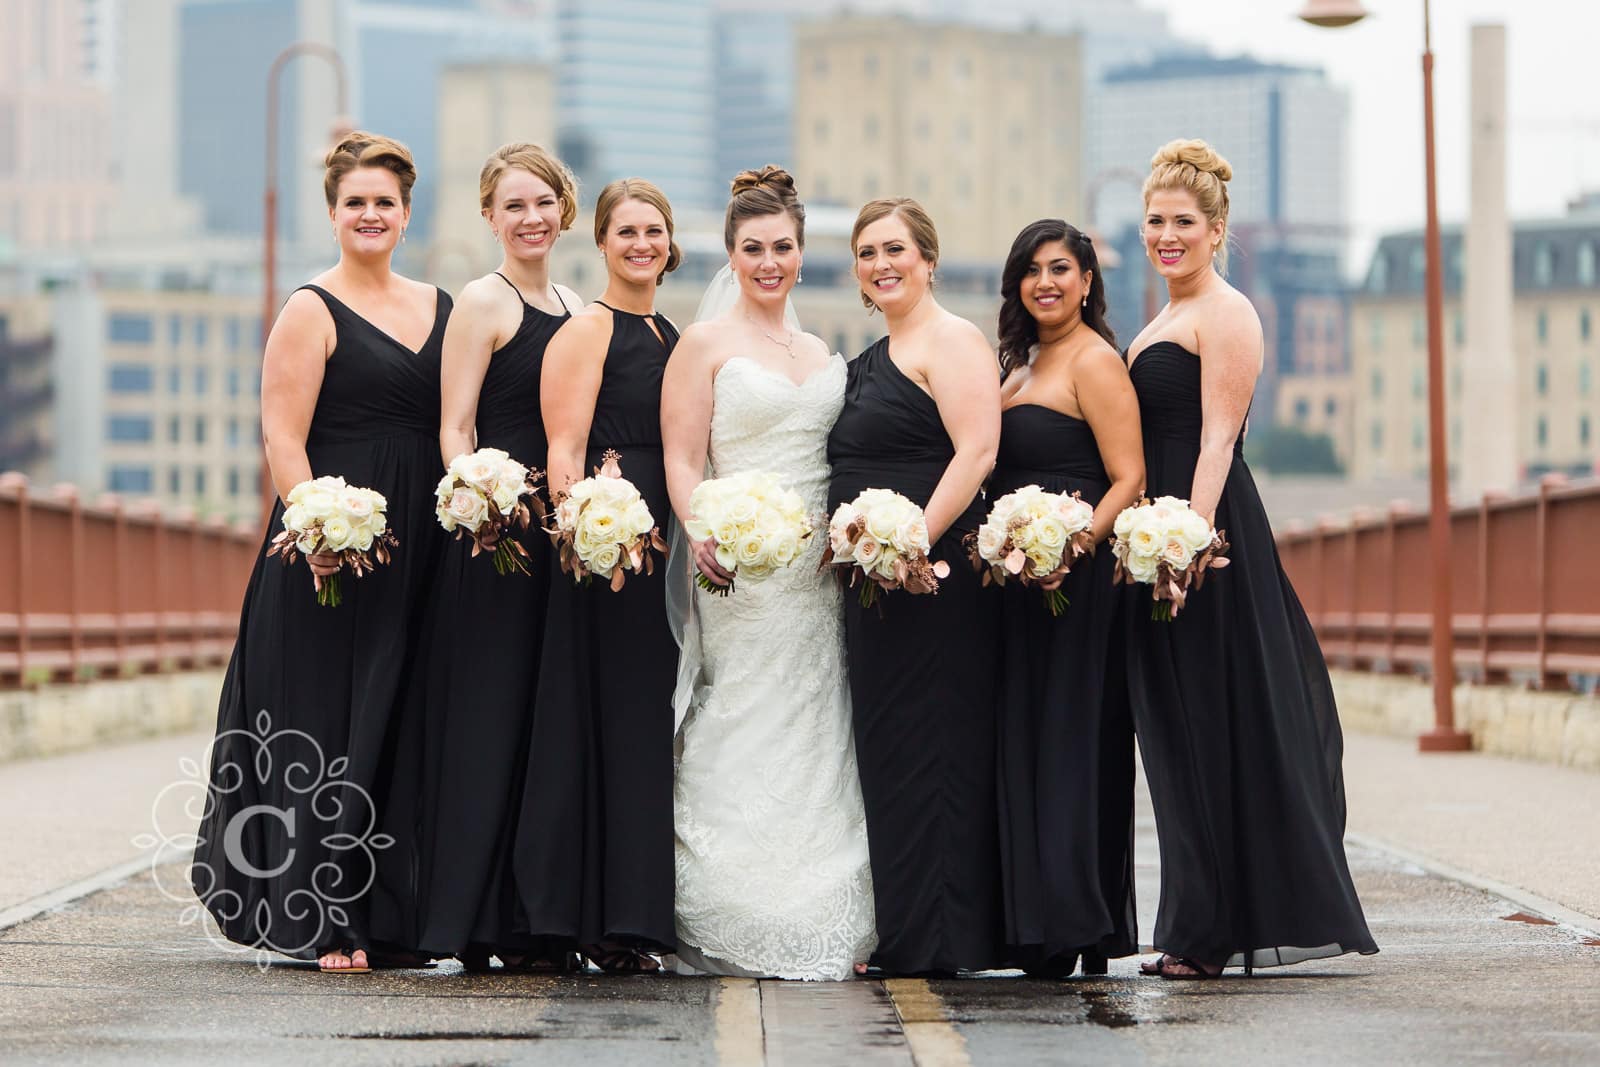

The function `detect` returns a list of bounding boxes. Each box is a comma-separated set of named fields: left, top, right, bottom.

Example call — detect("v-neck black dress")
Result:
left=192, top=283, right=452, bottom=959
left=513, top=302, right=681, bottom=956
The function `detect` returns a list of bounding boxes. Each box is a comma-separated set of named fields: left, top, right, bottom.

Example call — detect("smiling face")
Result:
left=600, top=198, right=671, bottom=287
left=854, top=212, right=933, bottom=313
left=486, top=168, right=563, bottom=264
left=330, top=166, right=408, bottom=258
left=731, top=213, right=801, bottom=309
left=1143, top=187, right=1224, bottom=282
left=1019, top=239, right=1092, bottom=333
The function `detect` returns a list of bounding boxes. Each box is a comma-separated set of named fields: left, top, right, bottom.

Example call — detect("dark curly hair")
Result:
left=996, top=219, right=1116, bottom=376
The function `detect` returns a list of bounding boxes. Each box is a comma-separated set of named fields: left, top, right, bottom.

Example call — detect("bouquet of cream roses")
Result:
left=683, top=470, right=814, bottom=596
left=435, top=447, right=545, bottom=576
left=547, top=450, right=665, bottom=590
left=1110, top=494, right=1229, bottom=621
left=968, top=485, right=1096, bottom=616
left=267, top=475, right=397, bottom=607
left=820, top=488, right=950, bottom=608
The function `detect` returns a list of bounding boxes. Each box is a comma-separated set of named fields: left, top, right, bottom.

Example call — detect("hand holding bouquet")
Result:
left=435, top=447, right=546, bottom=576
left=547, top=450, right=666, bottom=591
left=820, top=488, right=950, bottom=608
left=683, top=470, right=815, bottom=596
left=968, top=485, right=1096, bottom=616
left=1110, top=494, right=1229, bottom=621
left=268, top=475, right=397, bottom=607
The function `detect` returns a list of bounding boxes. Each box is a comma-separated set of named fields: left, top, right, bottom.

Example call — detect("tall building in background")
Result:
left=713, top=5, right=801, bottom=197
left=0, top=0, right=116, bottom=253
left=557, top=0, right=715, bottom=210
left=793, top=14, right=1084, bottom=263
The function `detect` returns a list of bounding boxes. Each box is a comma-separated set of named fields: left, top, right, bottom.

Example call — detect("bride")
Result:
left=660, top=166, right=876, bottom=980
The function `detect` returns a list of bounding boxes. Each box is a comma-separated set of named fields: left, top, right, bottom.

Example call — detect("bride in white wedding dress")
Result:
left=660, top=166, right=876, bottom=980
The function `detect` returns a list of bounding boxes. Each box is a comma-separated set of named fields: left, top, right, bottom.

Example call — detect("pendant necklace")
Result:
left=746, top=311, right=797, bottom=358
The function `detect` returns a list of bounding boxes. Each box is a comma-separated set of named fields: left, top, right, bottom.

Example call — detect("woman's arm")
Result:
left=260, top=289, right=334, bottom=503
left=438, top=278, right=505, bottom=465
left=1075, top=348, right=1146, bottom=543
left=539, top=309, right=610, bottom=495
left=660, top=324, right=733, bottom=585
left=921, top=319, right=1002, bottom=544
left=1190, top=300, right=1263, bottom=523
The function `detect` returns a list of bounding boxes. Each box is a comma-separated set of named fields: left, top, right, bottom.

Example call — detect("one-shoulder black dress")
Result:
left=513, top=302, right=680, bottom=956
left=374, top=275, right=571, bottom=959
left=826, top=338, right=1003, bottom=974
left=192, top=284, right=451, bottom=959
left=1126, top=341, right=1377, bottom=970
left=992, top=404, right=1137, bottom=975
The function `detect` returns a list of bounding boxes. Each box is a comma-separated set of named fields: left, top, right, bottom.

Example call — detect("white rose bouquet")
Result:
left=820, top=488, right=950, bottom=608
left=546, top=450, right=666, bottom=591
left=267, top=475, right=397, bottom=607
left=683, top=470, right=815, bottom=596
left=967, top=485, right=1097, bottom=616
left=434, top=447, right=546, bottom=576
left=1109, top=494, right=1230, bottom=621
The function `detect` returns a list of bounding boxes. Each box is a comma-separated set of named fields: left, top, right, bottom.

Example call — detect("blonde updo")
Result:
left=323, top=130, right=416, bottom=208
left=594, top=177, right=682, bottom=284
left=724, top=164, right=805, bottom=251
left=478, top=142, right=579, bottom=230
left=1143, top=138, right=1233, bottom=271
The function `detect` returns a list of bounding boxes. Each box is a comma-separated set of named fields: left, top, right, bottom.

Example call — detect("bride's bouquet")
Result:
left=268, top=475, right=397, bottom=607
left=820, top=488, right=949, bottom=608
left=1110, top=494, right=1230, bottom=621
left=968, top=485, right=1096, bottom=616
left=547, top=450, right=666, bottom=590
left=683, top=470, right=814, bottom=596
left=435, top=447, right=545, bottom=576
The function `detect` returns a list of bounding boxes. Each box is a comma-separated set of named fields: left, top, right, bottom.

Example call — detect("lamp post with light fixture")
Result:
left=1297, top=0, right=1470, bottom=752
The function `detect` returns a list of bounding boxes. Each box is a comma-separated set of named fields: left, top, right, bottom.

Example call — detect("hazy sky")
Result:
left=1147, top=0, right=1594, bottom=261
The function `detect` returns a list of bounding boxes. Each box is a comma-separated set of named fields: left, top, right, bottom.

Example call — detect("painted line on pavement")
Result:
left=1348, top=830, right=1600, bottom=938
left=883, top=978, right=971, bottom=1067
left=0, top=852, right=153, bottom=932
left=714, top=977, right=765, bottom=1066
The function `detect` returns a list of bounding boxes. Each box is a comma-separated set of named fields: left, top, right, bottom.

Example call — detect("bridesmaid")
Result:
left=991, top=220, right=1144, bottom=977
left=513, top=178, right=682, bottom=972
left=191, top=131, right=451, bottom=973
left=826, top=198, right=1004, bottom=975
left=384, top=144, right=582, bottom=971
left=1124, top=139, right=1377, bottom=978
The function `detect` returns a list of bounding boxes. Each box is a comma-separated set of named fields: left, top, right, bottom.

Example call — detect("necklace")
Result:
left=745, top=311, right=797, bottom=359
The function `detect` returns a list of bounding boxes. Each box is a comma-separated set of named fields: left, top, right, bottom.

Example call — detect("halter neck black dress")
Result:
left=372, top=274, right=570, bottom=960
left=826, top=338, right=1004, bottom=974
left=513, top=301, right=680, bottom=957
left=192, top=283, right=451, bottom=960
left=992, top=404, right=1137, bottom=975
left=1125, top=340, right=1377, bottom=970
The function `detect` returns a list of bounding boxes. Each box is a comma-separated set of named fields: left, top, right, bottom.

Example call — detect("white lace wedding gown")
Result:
left=671, top=353, right=877, bottom=980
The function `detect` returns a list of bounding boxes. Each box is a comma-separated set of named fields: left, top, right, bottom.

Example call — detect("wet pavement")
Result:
left=2, top=807, right=1596, bottom=1064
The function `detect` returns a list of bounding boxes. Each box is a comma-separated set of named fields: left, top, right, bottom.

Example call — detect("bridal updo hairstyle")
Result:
left=725, top=165, right=806, bottom=250
left=997, top=219, right=1117, bottom=376
left=849, top=197, right=940, bottom=311
left=478, top=141, right=579, bottom=228
left=1143, top=138, right=1233, bottom=273
left=323, top=130, right=416, bottom=208
left=594, top=177, right=682, bottom=284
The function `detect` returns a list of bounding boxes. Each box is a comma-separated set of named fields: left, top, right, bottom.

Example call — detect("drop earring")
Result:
left=797, top=269, right=804, bottom=284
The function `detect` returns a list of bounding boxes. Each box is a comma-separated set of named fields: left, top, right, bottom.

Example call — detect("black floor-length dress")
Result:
left=826, top=338, right=1004, bottom=974
left=1125, top=341, right=1378, bottom=970
left=992, top=404, right=1137, bottom=974
left=372, top=276, right=570, bottom=958
left=512, top=302, right=679, bottom=955
left=191, top=284, right=451, bottom=959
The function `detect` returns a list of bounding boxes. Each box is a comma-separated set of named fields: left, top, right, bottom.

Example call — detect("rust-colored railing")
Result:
left=1277, top=474, right=1600, bottom=692
left=0, top=472, right=260, bottom=689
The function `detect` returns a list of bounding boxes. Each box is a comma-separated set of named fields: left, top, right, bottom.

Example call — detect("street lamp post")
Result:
left=1299, top=0, right=1471, bottom=752
left=260, top=43, right=350, bottom=523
